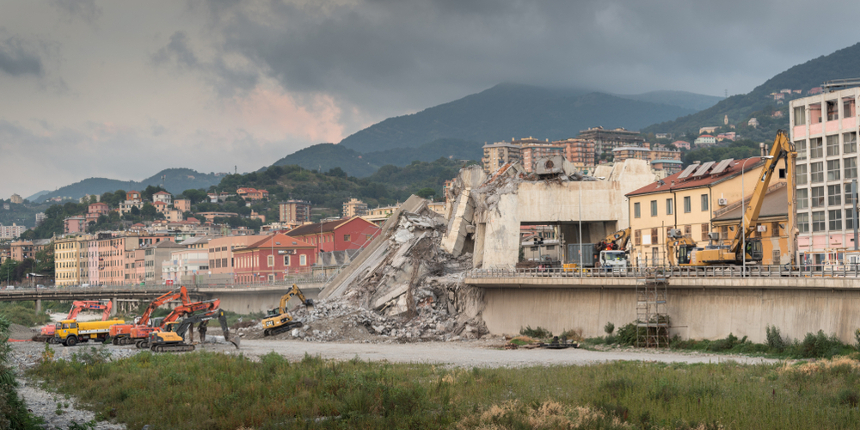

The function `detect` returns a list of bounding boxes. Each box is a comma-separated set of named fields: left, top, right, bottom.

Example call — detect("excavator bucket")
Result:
left=304, top=298, right=315, bottom=308
left=229, top=336, right=241, bottom=349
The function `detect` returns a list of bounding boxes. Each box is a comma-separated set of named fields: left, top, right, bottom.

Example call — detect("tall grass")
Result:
left=29, top=348, right=860, bottom=429
left=0, top=315, right=42, bottom=429
left=0, top=302, right=51, bottom=327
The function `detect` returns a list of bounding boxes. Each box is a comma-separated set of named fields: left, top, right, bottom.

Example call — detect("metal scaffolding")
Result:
left=636, top=270, right=670, bottom=347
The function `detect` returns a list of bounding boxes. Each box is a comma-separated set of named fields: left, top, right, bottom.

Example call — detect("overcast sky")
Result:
left=2, top=0, right=859, bottom=199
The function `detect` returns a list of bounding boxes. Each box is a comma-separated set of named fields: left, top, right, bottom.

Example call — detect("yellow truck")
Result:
left=54, top=319, right=125, bottom=347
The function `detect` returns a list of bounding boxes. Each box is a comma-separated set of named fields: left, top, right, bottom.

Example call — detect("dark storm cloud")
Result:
left=49, top=0, right=102, bottom=25
left=0, top=37, right=43, bottom=77
left=172, top=0, right=860, bottom=118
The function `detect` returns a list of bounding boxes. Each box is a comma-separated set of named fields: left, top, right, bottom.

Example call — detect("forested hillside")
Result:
left=34, top=168, right=223, bottom=203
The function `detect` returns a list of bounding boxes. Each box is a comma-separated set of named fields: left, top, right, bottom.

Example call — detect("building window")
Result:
left=846, top=209, right=855, bottom=230
left=810, top=162, right=824, bottom=183
left=771, top=222, right=780, bottom=237
left=700, top=194, right=708, bottom=211
left=797, top=188, right=808, bottom=209
left=794, top=107, right=806, bottom=126
left=798, top=213, right=809, bottom=233
left=827, top=160, right=841, bottom=181
left=772, top=249, right=781, bottom=263
left=720, top=226, right=728, bottom=240
left=827, top=135, right=840, bottom=157
left=684, top=196, right=691, bottom=213
left=651, top=228, right=658, bottom=245
left=829, top=210, right=842, bottom=230
left=811, top=186, right=825, bottom=207
left=684, top=225, right=692, bottom=236
left=283, top=255, right=290, bottom=266
left=846, top=158, right=857, bottom=180
left=827, top=100, right=839, bottom=121
left=344, top=234, right=351, bottom=242
left=666, top=199, right=673, bottom=215
left=796, top=140, right=807, bottom=161
left=828, top=184, right=842, bottom=206
left=812, top=211, right=826, bottom=232
left=267, top=255, right=274, bottom=267
left=634, top=202, right=641, bottom=218
left=300, top=254, right=307, bottom=266
left=842, top=132, right=858, bottom=155
left=634, top=229, right=641, bottom=246
left=650, top=200, right=657, bottom=217
left=795, top=164, right=808, bottom=185
left=810, top=138, right=823, bottom=159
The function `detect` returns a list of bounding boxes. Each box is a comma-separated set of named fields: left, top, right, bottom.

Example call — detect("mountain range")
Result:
left=644, top=42, right=860, bottom=139
left=33, top=168, right=224, bottom=203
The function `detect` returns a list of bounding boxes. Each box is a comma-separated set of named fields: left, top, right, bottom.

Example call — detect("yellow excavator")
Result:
left=667, top=130, right=796, bottom=266
left=147, top=308, right=240, bottom=353
left=262, top=284, right=314, bottom=337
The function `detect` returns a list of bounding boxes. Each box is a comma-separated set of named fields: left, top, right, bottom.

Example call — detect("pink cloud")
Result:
left=229, top=86, right=345, bottom=143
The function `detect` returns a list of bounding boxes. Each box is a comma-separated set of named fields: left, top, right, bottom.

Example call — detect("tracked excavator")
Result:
left=666, top=130, right=796, bottom=266
left=32, top=300, right=113, bottom=343
left=261, top=284, right=314, bottom=337
left=132, top=299, right=221, bottom=349
left=148, top=308, right=240, bottom=352
left=595, top=228, right=631, bottom=271
left=110, top=286, right=190, bottom=345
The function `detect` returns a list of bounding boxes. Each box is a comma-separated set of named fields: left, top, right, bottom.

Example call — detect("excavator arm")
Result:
left=67, top=300, right=112, bottom=321
left=595, top=228, right=631, bottom=252
left=152, top=308, right=240, bottom=352
left=138, top=286, right=190, bottom=326
left=160, top=299, right=221, bottom=328
left=729, top=130, right=796, bottom=256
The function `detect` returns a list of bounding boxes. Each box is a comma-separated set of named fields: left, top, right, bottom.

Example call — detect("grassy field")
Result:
left=29, top=347, right=860, bottom=430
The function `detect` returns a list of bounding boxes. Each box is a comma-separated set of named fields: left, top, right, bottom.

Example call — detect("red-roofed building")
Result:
left=625, top=156, right=789, bottom=266
left=86, top=202, right=110, bottom=223
left=236, top=188, right=269, bottom=200
left=286, top=216, right=382, bottom=257
left=152, top=201, right=169, bottom=214
left=233, top=233, right=317, bottom=281
left=152, top=191, right=172, bottom=205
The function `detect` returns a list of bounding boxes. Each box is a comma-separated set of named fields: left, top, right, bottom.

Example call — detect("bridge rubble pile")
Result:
left=281, top=195, right=488, bottom=343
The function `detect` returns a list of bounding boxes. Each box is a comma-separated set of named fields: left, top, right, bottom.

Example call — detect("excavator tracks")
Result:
left=112, top=337, right=137, bottom=346
left=264, top=321, right=303, bottom=337
left=151, top=344, right=195, bottom=353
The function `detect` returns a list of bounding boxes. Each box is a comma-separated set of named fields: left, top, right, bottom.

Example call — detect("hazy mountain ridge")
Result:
left=34, top=168, right=224, bottom=203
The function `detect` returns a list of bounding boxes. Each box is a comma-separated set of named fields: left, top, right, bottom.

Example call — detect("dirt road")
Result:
left=234, top=338, right=778, bottom=367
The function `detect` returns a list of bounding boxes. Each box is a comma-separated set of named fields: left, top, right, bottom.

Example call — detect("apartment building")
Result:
left=64, top=216, right=86, bottom=234
left=342, top=198, right=368, bottom=218
left=152, top=191, right=172, bottom=205
left=555, top=138, right=596, bottom=167
left=10, top=239, right=50, bottom=261
left=174, top=199, right=191, bottom=212
left=162, top=247, right=210, bottom=285
left=613, top=147, right=650, bottom=162
left=86, top=202, right=110, bottom=224
left=521, top=143, right=564, bottom=172
left=54, top=235, right=90, bottom=287
left=207, top=235, right=267, bottom=282
left=789, top=86, right=860, bottom=266
left=143, top=240, right=184, bottom=286
left=279, top=200, right=311, bottom=224
left=482, top=142, right=522, bottom=173
left=236, top=188, right=269, bottom=200
left=234, top=233, right=317, bottom=281
left=577, top=126, right=645, bottom=154
left=287, top=216, right=381, bottom=256
left=626, top=156, right=789, bottom=266
left=0, top=223, right=27, bottom=239
left=10, top=194, right=23, bottom=204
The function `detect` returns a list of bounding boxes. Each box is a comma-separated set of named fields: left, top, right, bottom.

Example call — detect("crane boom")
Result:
left=138, top=286, right=190, bottom=326
left=729, top=130, right=796, bottom=255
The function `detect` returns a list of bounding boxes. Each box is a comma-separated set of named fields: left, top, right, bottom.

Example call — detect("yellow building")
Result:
left=342, top=198, right=368, bottom=218
left=626, top=156, right=789, bottom=266
left=482, top=142, right=523, bottom=173
left=54, top=235, right=90, bottom=287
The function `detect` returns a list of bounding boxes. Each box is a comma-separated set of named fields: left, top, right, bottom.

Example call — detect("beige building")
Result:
left=54, top=235, right=90, bottom=287
left=342, top=198, right=368, bottom=218
left=577, top=126, right=645, bottom=154
left=279, top=200, right=311, bottom=224
left=482, top=142, right=523, bottom=173
left=10, top=194, right=23, bottom=204
left=174, top=199, right=191, bottom=212
left=626, top=156, right=789, bottom=266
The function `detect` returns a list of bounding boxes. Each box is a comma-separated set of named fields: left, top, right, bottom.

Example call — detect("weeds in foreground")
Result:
left=29, top=349, right=860, bottom=430
left=519, top=325, right=552, bottom=339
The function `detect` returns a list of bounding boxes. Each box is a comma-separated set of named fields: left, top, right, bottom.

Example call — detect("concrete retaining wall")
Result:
left=199, top=285, right=322, bottom=314
left=482, top=287, right=860, bottom=344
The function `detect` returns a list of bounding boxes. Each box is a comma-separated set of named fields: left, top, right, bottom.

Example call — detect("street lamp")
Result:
left=741, top=156, right=773, bottom=275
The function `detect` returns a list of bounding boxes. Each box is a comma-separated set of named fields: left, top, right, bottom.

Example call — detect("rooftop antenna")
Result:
left=234, top=165, right=237, bottom=174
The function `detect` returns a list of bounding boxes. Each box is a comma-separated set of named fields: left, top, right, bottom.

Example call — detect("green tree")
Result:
left=416, top=187, right=436, bottom=198
left=181, top=189, right=208, bottom=205
left=33, top=246, right=54, bottom=278
left=0, top=259, right=18, bottom=284
left=140, top=203, right=157, bottom=218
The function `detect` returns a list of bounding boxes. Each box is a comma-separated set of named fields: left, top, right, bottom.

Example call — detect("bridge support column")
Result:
left=111, top=297, right=117, bottom=316
left=35, top=299, right=41, bottom=313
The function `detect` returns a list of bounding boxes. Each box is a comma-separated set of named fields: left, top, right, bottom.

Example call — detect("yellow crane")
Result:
left=668, top=130, right=796, bottom=266
left=262, top=284, right=314, bottom=336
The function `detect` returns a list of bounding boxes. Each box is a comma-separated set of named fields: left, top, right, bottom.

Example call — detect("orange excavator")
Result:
left=131, top=299, right=222, bottom=349
left=110, top=286, right=190, bottom=345
left=32, top=300, right=113, bottom=343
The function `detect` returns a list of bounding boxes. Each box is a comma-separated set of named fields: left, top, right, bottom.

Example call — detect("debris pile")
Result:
left=252, top=195, right=488, bottom=343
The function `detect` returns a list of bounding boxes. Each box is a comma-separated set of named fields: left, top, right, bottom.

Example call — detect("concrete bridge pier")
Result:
left=111, top=298, right=117, bottom=316
left=35, top=299, right=41, bottom=313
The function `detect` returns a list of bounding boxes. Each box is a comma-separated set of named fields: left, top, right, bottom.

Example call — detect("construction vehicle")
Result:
left=595, top=228, right=631, bottom=271
left=147, top=308, right=240, bottom=352
left=109, top=286, right=190, bottom=345
left=261, top=284, right=314, bottom=337
left=54, top=318, right=125, bottom=347
left=667, top=130, right=796, bottom=266
left=32, top=300, right=113, bottom=343
left=132, top=299, right=221, bottom=349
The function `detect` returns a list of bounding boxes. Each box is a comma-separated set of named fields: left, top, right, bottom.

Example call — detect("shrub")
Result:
left=708, top=333, right=739, bottom=351
left=604, top=322, right=615, bottom=335
left=559, top=328, right=583, bottom=342
left=519, top=326, right=552, bottom=339
left=766, top=325, right=787, bottom=352
left=615, top=322, right=639, bottom=346
left=795, top=330, right=843, bottom=359
left=855, top=329, right=860, bottom=349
